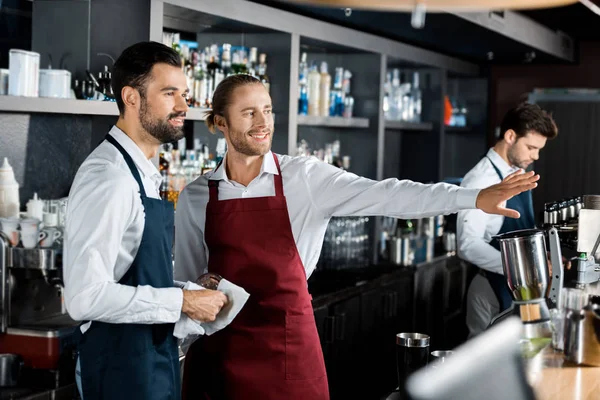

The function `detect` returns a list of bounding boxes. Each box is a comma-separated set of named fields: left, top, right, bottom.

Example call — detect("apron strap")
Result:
left=105, top=134, right=148, bottom=198
left=271, top=153, right=284, bottom=198
left=208, top=153, right=284, bottom=200
left=485, top=156, right=504, bottom=181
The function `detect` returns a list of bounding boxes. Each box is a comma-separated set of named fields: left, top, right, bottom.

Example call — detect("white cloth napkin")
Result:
left=173, top=279, right=250, bottom=339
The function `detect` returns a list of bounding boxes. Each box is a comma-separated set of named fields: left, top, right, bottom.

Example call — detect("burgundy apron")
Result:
left=183, top=153, right=329, bottom=400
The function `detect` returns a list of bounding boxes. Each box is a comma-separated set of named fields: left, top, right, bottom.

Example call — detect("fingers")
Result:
left=505, top=173, right=539, bottom=188
left=503, top=169, right=526, bottom=182
left=507, top=182, right=537, bottom=198
left=497, top=206, right=521, bottom=219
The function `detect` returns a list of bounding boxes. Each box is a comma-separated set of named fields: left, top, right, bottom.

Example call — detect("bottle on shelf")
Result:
left=257, top=53, right=270, bottom=93
left=410, top=71, right=422, bottom=123
left=319, top=61, right=331, bottom=117
left=307, top=63, right=321, bottom=116
left=330, top=67, right=344, bottom=117
left=298, top=52, right=309, bottom=115
left=221, top=43, right=232, bottom=76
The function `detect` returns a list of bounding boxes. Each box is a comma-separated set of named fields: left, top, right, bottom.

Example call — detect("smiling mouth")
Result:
left=248, top=132, right=270, bottom=141
left=168, top=116, right=185, bottom=126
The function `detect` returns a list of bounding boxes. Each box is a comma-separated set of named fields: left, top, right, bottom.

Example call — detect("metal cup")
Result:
left=430, top=350, right=454, bottom=364
left=396, top=333, right=430, bottom=392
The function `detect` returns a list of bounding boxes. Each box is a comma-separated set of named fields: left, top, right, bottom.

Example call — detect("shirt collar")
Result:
left=209, top=151, right=279, bottom=181
left=487, top=148, right=519, bottom=178
left=108, top=126, right=162, bottom=186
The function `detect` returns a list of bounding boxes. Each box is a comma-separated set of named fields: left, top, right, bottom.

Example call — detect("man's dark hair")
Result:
left=204, top=74, right=263, bottom=133
left=112, top=41, right=181, bottom=115
left=498, top=102, right=558, bottom=142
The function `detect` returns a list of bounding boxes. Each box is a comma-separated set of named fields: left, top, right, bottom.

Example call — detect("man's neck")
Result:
left=492, top=141, right=512, bottom=167
left=225, top=151, right=264, bottom=187
left=115, top=118, right=160, bottom=160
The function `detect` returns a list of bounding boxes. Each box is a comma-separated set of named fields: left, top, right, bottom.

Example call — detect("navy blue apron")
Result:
left=486, top=156, right=535, bottom=312
left=78, top=134, right=179, bottom=400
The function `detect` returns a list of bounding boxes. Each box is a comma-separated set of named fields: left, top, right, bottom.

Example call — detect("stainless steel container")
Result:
left=494, top=229, right=549, bottom=301
left=0, top=354, right=22, bottom=387
left=11, top=247, right=57, bottom=270
left=564, top=305, right=600, bottom=367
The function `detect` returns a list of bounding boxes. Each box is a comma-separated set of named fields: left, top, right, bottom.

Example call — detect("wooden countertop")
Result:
left=530, top=347, right=600, bottom=400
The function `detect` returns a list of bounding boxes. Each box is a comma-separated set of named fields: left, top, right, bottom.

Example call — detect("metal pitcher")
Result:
left=564, top=304, right=600, bottom=366
left=493, top=229, right=549, bottom=302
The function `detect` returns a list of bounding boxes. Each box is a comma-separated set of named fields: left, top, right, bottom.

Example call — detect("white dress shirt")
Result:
left=64, top=126, right=183, bottom=333
left=457, top=148, right=520, bottom=274
left=174, top=151, right=481, bottom=282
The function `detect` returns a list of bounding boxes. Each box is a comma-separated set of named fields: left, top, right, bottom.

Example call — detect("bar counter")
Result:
left=530, top=347, right=600, bottom=400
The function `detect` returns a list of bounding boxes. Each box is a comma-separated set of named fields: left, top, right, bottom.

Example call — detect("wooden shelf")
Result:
left=0, top=95, right=209, bottom=120
left=297, top=115, right=370, bottom=128
left=384, top=120, right=433, bottom=131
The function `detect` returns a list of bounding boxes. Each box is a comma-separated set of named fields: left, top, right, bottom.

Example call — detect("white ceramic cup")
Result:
left=20, top=218, right=43, bottom=249
left=21, top=231, right=47, bottom=249
left=0, top=217, right=20, bottom=246
left=40, top=227, right=62, bottom=248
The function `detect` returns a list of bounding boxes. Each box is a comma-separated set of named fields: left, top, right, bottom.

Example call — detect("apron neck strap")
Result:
left=209, top=153, right=284, bottom=199
left=485, top=156, right=504, bottom=181
left=271, top=153, right=283, bottom=197
left=105, top=134, right=147, bottom=198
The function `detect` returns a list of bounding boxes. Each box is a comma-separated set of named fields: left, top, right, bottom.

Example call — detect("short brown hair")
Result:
left=498, top=102, right=558, bottom=142
left=204, top=74, right=262, bottom=133
left=112, top=41, right=181, bottom=115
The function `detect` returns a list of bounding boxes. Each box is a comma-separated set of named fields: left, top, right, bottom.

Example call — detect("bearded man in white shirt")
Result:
left=458, top=103, right=558, bottom=338
left=175, top=75, right=541, bottom=400
left=64, top=42, right=227, bottom=400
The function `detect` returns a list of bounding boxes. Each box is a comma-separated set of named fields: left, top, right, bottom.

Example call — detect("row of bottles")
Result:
left=158, top=137, right=227, bottom=206
left=296, top=139, right=351, bottom=170
left=298, top=53, right=354, bottom=118
left=383, top=69, right=422, bottom=123
left=162, top=32, right=270, bottom=109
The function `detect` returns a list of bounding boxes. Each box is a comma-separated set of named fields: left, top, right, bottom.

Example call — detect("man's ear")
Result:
left=215, top=115, right=227, bottom=132
left=504, top=129, right=517, bottom=145
left=122, top=86, right=140, bottom=111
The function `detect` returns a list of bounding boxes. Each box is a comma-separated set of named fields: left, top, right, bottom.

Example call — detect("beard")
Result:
left=228, top=126, right=273, bottom=157
left=139, top=97, right=185, bottom=144
left=507, top=145, right=530, bottom=169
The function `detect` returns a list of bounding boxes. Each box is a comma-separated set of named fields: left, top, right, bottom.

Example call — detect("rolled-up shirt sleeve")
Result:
left=64, top=166, right=183, bottom=324
left=457, top=208, right=504, bottom=274
left=303, top=157, right=480, bottom=218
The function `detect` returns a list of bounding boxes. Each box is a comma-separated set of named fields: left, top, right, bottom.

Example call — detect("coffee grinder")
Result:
left=490, top=228, right=564, bottom=338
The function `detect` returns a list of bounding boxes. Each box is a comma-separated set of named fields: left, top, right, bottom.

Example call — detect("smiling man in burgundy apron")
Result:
left=64, top=42, right=227, bottom=400
left=175, top=76, right=541, bottom=400
left=457, top=103, right=558, bottom=338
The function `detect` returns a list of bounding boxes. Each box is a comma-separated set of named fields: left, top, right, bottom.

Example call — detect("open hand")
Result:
left=475, top=169, right=540, bottom=218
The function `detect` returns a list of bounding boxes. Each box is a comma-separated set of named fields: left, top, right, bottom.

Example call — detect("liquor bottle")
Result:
left=307, top=63, right=321, bottom=116
left=411, top=71, right=422, bottom=123
left=319, top=62, right=331, bottom=117
left=247, top=47, right=258, bottom=77
left=298, top=52, right=309, bottom=115
left=221, top=43, right=232, bottom=76
left=257, top=53, right=270, bottom=93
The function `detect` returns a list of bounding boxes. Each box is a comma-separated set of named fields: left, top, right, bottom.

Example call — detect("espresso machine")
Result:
left=490, top=228, right=564, bottom=339
left=0, top=231, right=78, bottom=393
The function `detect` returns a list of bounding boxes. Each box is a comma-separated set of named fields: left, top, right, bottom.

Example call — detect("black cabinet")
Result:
left=311, top=256, right=471, bottom=400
